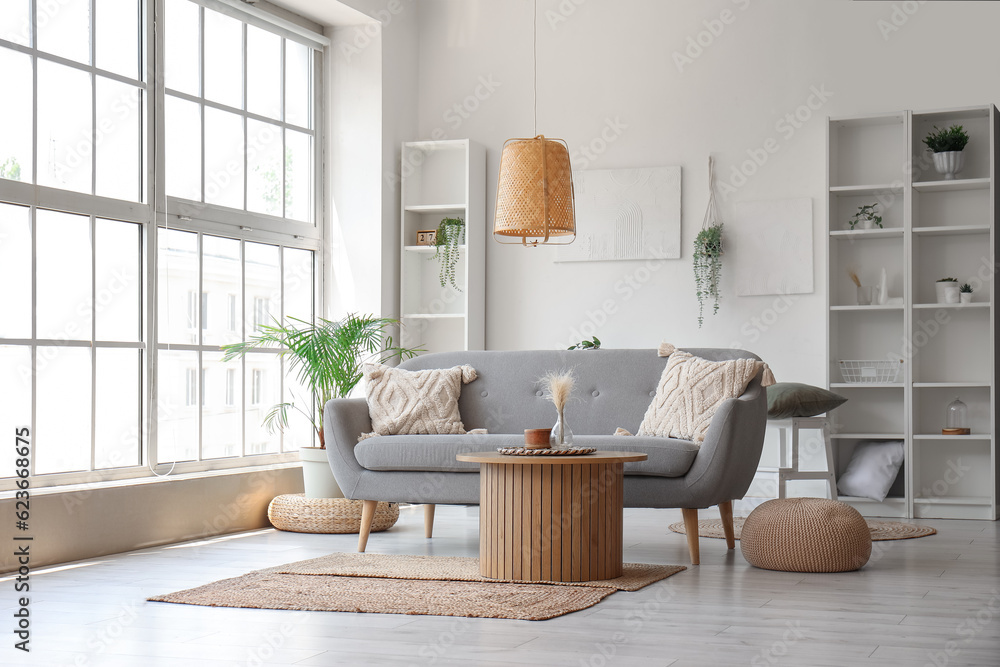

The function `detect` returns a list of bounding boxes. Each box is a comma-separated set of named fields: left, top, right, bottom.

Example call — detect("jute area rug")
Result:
left=148, top=553, right=685, bottom=621
left=669, top=517, right=937, bottom=541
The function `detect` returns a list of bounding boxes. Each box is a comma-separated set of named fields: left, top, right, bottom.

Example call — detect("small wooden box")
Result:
left=416, top=230, right=437, bottom=246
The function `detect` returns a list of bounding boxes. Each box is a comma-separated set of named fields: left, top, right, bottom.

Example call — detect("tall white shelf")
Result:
left=399, top=140, right=486, bottom=353
left=827, top=105, right=998, bottom=520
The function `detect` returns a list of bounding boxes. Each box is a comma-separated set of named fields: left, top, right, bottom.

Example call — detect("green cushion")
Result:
left=767, top=383, right=847, bottom=419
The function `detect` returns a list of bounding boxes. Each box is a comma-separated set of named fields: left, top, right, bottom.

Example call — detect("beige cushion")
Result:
left=638, top=350, right=768, bottom=443
left=363, top=363, right=477, bottom=436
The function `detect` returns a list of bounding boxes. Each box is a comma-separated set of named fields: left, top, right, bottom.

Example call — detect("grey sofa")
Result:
left=323, top=348, right=768, bottom=564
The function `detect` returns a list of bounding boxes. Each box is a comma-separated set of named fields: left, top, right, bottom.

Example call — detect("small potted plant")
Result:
left=567, top=336, right=601, bottom=350
left=694, top=223, right=723, bottom=328
left=923, top=125, right=970, bottom=180
left=848, top=203, right=883, bottom=231
left=960, top=283, right=973, bottom=304
left=434, top=217, right=465, bottom=291
left=935, top=277, right=960, bottom=304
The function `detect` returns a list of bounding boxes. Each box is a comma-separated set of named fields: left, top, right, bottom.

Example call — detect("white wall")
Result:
left=325, top=0, right=419, bottom=319
left=410, top=0, right=1000, bottom=386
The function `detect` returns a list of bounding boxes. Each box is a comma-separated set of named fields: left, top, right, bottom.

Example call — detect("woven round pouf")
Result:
left=267, top=494, right=399, bottom=534
left=740, top=498, right=872, bottom=573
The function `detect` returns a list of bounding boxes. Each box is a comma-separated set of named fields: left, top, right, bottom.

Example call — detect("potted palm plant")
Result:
left=221, top=314, right=420, bottom=498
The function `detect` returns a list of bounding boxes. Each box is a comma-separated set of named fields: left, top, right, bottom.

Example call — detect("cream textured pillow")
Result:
left=638, top=347, right=774, bottom=444
left=363, top=363, right=477, bottom=436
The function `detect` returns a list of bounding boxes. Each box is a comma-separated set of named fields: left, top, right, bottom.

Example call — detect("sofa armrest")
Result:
left=683, top=377, right=768, bottom=505
left=323, top=398, right=372, bottom=499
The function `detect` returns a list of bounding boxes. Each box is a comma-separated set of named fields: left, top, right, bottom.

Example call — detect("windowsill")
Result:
left=0, top=461, right=302, bottom=501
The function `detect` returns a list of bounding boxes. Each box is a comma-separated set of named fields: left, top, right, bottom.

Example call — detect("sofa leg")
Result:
left=424, top=504, right=436, bottom=538
left=357, top=500, right=378, bottom=552
left=718, top=500, right=736, bottom=550
left=681, top=508, right=700, bottom=565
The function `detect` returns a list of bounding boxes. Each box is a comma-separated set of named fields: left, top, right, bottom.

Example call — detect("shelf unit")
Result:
left=399, top=140, right=486, bottom=353
left=826, top=105, right=998, bottom=520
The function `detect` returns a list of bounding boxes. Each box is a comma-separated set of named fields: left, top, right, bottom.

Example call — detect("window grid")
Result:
left=0, top=0, right=323, bottom=491
left=163, top=0, right=317, bottom=228
left=0, top=1, right=148, bottom=201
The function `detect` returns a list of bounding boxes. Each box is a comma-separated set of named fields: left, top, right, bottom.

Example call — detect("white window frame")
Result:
left=0, top=0, right=327, bottom=491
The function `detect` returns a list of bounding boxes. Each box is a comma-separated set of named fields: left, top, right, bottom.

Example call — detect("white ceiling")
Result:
left=263, top=0, right=373, bottom=27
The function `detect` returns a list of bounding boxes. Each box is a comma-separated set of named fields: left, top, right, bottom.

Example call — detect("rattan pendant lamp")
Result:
left=493, top=0, right=575, bottom=246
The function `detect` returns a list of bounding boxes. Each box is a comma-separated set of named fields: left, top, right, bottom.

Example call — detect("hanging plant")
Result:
left=434, top=217, right=465, bottom=290
left=694, top=157, right=724, bottom=328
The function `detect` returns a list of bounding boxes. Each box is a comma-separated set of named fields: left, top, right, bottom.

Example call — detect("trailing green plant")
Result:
left=937, top=277, right=958, bottom=282
left=694, top=223, right=724, bottom=328
left=221, top=314, right=420, bottom=447
left=923, top=125, right=970, bottom=153
left=567, top=336, right=601, bottom=351
left=848, top=203, right=883, bottom=230
left=434, top=217, right=465, bottom=290
left=960, top=283, right=973, bottom=293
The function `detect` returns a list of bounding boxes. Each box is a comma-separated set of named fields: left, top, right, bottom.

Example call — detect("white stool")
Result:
left=759, top=417, right=837, bottom=500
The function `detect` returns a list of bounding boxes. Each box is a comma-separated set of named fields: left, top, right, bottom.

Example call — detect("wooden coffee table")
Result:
left=456, top=451, right=647, bottom=582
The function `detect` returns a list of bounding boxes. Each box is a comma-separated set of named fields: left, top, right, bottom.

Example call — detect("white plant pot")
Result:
left=933, top=151, right=965, bottom=180
left=299, top=446, right=344, bottom=499
left=960, top=292, right=972, bottom=304
left=861, top=217, right=875, bottom=230
left=935, top=282, right=961, bottom=304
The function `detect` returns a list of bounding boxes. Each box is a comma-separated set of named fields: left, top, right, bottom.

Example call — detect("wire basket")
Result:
left=838, top=359, right=903, bottom=384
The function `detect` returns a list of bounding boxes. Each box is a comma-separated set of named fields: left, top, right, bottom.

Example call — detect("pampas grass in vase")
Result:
left=542, top=370, right=575, bottom=447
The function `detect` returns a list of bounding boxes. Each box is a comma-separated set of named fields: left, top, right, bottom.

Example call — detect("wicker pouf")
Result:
left=267, top=494, right=399, bottom=534
left=740, top=498, right=872, bottom=573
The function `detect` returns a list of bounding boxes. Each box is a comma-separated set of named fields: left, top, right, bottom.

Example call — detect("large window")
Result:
left=163, top=0, right=316, bottom=225
left=0, top=0, right=325, bottom=490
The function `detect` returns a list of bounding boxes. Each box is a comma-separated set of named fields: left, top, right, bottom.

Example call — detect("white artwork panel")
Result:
left=556, top=166, right=681, bottom=262
left=731, top=198, right=814, bottom=296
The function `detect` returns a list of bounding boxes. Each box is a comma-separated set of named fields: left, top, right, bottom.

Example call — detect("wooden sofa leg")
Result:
left=718, top=500, right=736, bottom=550
left=681, top=508, right=700, bottom=565
left=424, top=504, right=436, bottom=538
left=357, top=500, right=378, bottom=552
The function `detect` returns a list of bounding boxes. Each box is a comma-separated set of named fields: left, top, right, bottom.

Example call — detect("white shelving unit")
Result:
left=826, top=105, right=998, bottom=520
left=399, top=140, right=486, bottom=353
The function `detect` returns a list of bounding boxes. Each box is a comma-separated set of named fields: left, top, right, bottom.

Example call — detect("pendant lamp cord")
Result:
left=532, top=0, right=537, bottom=136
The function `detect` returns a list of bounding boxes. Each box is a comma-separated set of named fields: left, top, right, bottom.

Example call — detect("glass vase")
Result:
left=550, top=409, right=573, bottom=447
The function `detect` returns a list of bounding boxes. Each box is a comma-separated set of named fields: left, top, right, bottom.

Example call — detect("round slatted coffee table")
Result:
left=456, top=451, right=647, bottom=582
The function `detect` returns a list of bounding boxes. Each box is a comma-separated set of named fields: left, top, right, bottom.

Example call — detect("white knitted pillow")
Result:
left=363, top=363, right=477, bottom=436
left=638, top=347, right=773, bottom=444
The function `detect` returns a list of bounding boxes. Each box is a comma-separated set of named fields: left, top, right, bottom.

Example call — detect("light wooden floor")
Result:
left=2, top=504, right=998, bottom=667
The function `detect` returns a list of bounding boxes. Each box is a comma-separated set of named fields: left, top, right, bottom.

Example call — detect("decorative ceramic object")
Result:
left=878, top=268, right=889, bottom=305
left=960, top=292, right=972, bottom=304
left=935, top=280, right=960, bottom=304
left=299, top=446, right=344, bottom=499
left=524, top=428, right=552, bottom=449
left=932, top=151, right=965, bottom=180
